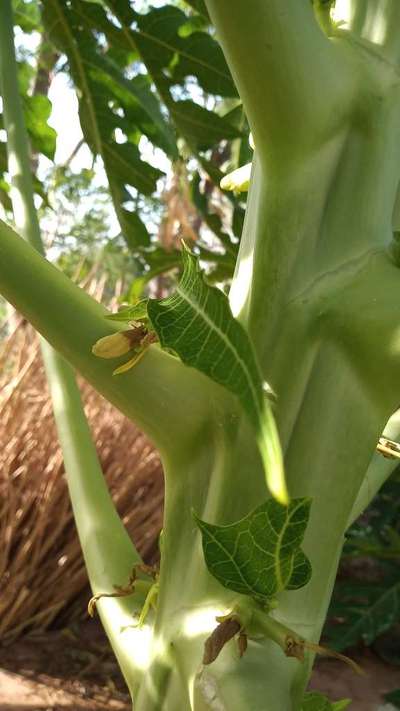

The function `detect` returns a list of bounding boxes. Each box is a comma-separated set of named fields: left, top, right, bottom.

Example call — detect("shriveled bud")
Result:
left=92, top=332, right=132, bottom=359
left=203, top=618, right=241, bottom=665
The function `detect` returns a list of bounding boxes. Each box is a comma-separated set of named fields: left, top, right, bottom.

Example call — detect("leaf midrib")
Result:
left=175, top=281, right=263, bottom=424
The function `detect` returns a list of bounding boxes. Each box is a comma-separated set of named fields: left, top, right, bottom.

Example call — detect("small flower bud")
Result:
left=92, top=332, right=132, bottom=359
left=220, top=163, right=251, bottom=193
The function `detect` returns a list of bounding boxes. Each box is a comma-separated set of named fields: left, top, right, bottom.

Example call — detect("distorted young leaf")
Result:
left=147, top=246, right=287, bottom=502
left=194, top=497, right=311, bottom=601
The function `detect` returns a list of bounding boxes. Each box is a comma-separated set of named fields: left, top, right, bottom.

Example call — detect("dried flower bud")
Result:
left=203, top=618, right=241, bottom=665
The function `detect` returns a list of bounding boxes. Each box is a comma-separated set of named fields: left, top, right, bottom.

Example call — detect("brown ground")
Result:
left=0, top=622, right=398, bottom=711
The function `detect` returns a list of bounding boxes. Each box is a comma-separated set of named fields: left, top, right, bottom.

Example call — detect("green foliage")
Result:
left=13, top=0, right=41, bottom=33
left=327, top=572, right=400, bottom=652
left=147, top=246, right=286, bottom=501
left=195, top=497, right=311, bottom=601
left=301, top=693, right=351, bottom=711
left=41, top=0, right=244, bottom=287
left=42, top=0, right=165, bottom=251
left=0, top=51, right=56, bottom=207
left=326, top=473, right=400, bottom=651
left=385, top=689, right=400, bottom=708
left=22, top=94, right=56, bottom=159
left=169, top=100, right=242, bottom=149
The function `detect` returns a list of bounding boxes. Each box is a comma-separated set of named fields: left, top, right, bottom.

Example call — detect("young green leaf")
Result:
left=194, top=498, right=311, bottom=601
left=147, top=245, right=287, bottom=503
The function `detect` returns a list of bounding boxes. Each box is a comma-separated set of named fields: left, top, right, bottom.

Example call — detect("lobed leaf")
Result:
left=194, top=498, right=311, bottom=601
left=147, top=246, right=287, bottom=503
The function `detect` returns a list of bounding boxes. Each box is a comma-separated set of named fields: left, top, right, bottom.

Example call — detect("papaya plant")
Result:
left=0, top=1, right=400, bottom=709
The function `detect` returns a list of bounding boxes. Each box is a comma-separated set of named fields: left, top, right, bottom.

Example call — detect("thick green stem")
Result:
left=343, top=0, right=400, bottom=65
left=136, top=9, right=400, bottom=708
left=205, top=0, right=353, bottom=166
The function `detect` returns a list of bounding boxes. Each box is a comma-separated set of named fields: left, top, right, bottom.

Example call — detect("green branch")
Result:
left=0, top=219, right=210, bottom=453
left=204, top=0, right=349, bottom=165
left=343, top=0, right=400, bottom=65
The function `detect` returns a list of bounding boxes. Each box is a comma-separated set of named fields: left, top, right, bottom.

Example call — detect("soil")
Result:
left=0, top=621, right=131, bottom=711
left=0, top=621, right=398, bottom=710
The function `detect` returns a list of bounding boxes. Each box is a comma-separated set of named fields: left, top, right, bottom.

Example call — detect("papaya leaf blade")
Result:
left=147, top=245, right=287, bottom=503
left=194, top=497, right=312, bottom=601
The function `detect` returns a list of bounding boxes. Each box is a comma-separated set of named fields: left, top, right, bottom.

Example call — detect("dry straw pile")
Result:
left=0, top=306, right=163, bottom=642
